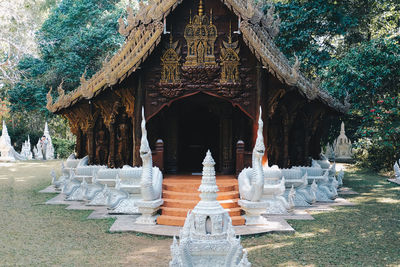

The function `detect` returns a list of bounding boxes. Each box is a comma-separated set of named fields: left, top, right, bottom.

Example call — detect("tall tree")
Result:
left=8, top=0, right=129, bottom=112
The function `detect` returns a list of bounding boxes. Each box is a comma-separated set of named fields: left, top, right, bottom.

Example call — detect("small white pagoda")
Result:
left=333, top=122, right=353, bottom=160
left=34, top=122, right=55, bottom=160
left=20, top=135, right=33, bottom=160
left=169, top=150, right=251, bottom=267
left=0, top=121, right=26, bottom=161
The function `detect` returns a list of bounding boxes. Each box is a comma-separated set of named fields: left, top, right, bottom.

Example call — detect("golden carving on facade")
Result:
left=161, top=34, right=181, bottom=83
left=183, top=0, right=217, bottom=67
left=220, top=23, right=240, bottom=84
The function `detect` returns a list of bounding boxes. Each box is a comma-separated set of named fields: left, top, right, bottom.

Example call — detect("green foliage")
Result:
left=271, top=0, right=400, bottom=171
left=52, top=137, right=75, bottom=159
left=323, top=39, right=400, bottom=170
left=323, top=38, right=400, bottom=107
left=272, top=0, right=358, bottom=77
left=354, top=96, right=400, bottom=170
left=8, top=0, right=125, bottom=112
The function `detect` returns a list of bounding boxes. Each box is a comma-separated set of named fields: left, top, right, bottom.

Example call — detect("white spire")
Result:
left=140, top=107, right=150, bottom=151
left=198, top=150, right=219, bottom=201
left=1, top=120, right=11, bottom=145
left=44, top=122, right=49, bottom=135
left=340, top=121, right=345, bottom=135
left=255, top=106, right=265, bottom=152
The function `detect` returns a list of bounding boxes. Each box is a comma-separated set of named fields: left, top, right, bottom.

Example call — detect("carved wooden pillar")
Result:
left=107, top=122, right=116, bottom=168
left=236, top=140, right=244, bottom=176
left=76, top=127, right=83, bottom=158
left=87, top=122, right=95, bottom=165
left=134, top=76, right=143, bottom=166
left=153, top=139, right=164, bottom=172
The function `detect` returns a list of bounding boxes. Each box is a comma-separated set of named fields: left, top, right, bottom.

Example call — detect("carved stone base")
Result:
left=284, top=188, right=313, bottom=207
left=238, top=199, right=269, bottom=225
left=87, top=186, right=109, bottom=206
left=316, top=185, right=335, bottom=202
left=262, top=196, right=289, bottom=215
left=109, top=197, right=140, bottom=214
left=135, top=199, right=163, bottom=225
left=66, top=185, right=86, bottom=201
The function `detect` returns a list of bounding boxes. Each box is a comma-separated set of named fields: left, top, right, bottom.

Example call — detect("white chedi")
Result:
left=333, top=122, right=353, bottom=159
left=20, top=135, right=33, bottom=160
left=0, top=121, right=26, bottom=161
left=170, top=150, right=251, bottom=267
left=34, top=122, right=55, bottom=160
left=394, top=160, right=400, bottom=180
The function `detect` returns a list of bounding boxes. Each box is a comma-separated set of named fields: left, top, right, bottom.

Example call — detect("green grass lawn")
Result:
left=0, top=161, right=399, bottom=266
left=243, top=166, right=400, bottom=266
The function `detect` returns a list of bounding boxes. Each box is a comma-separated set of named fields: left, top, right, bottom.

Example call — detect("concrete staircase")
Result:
left=157, top=175, right=245, bottom=226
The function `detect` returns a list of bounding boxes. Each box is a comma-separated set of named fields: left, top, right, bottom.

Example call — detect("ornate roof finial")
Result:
left=80, top=68, right=87, bottom=85
left=198, top=0, right=204, bottom=17
left=57, top=79, right=65, bottom=98
left=210, top=9, right=213, bottom=24
left=189, top=9, right=192, bottom=24
left=46, top=87, right=53, bottom=108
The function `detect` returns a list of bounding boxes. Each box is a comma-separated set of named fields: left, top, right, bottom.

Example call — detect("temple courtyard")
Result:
left=0, top=160, right=399, bottom=266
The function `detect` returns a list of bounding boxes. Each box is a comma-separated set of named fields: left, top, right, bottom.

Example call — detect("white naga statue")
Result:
left=135, top=107, right=163, bottom=224
left=34, top=122, right=55, bottom=160
left=333, top=122, right=353, bottom=160
left=238, top=108, right=271, bottom=224
left=139, top=107, right=163, bottom=201
left=238, top=107, right=265, bottom=202
left=170, top=150, right=251, bottom=267
left=0, top=121, right=26, bottom=161
left=110, top=109, right=163, bottom=215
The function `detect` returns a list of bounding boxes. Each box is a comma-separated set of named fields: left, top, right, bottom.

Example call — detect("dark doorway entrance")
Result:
left=147, top=93, right=253, bottom=174
left=178, top=99, right=220, bottom=173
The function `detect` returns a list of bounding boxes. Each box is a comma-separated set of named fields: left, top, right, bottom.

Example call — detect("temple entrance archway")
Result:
left=147, top=93, right=253, bottom=174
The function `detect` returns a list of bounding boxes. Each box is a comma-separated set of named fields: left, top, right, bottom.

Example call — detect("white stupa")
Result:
left=333, top=122, right=353, bottom=160
left=34, top=122, right=55, bottom=160
left=169, top=150, right=251, bottom=267
left=0, top=121, right=26, bottom=161
left=20, top=135, right=33, bottom=160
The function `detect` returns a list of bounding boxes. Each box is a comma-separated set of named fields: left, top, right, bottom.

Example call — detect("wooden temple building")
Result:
left=47, top=0, right=349, bottom=175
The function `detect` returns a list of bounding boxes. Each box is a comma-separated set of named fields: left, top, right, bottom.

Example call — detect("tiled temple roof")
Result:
left=47, top=0, right=350, bottom=113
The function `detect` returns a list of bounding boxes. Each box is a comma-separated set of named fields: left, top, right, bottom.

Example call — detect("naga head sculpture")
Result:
left=140, top=107, right=151, bottom=160
left=254, top=106, right=265, bottom=158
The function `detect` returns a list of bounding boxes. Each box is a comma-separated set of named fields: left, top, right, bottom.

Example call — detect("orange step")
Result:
left=162, top=198, right=239, bottom=209
left=162, top=190, right=239, bottom=200
left=157, top=215, right=245, bottom=227
left=157, top=175, right=245, bottom=226
left=163, top=183, right=236, bottom=192
left=161, top=207, right=242, bottom=217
